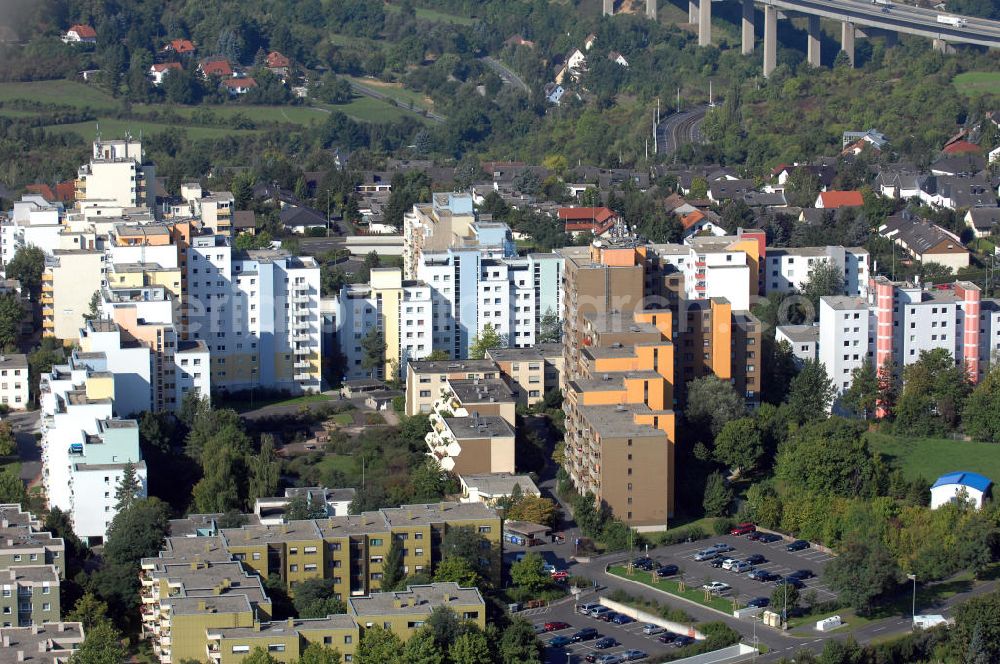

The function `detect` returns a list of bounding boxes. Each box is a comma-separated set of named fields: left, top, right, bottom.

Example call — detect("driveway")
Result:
left=7, top=410, right=41, bottom=485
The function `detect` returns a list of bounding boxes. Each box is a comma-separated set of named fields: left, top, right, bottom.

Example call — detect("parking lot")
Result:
left=642, top=533, right=838, bottom=610
left=535, top=599, right=691, bottom=664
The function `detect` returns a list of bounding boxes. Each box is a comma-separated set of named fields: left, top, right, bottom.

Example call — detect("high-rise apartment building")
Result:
left=75, top=137, right=154, bottom=208
left=0, top=504, right=66, bottom=627
left=41, top=249, right=104, bottom=340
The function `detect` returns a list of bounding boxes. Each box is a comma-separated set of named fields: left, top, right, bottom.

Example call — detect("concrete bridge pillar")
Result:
left=841, top=21, right=855, bottom=67
left=603, top=0, right=614, bottom=16
left=807, top=15, right=821, bottom=67
left=763, top=4, right=778, bottom=77
left=883, top=29, right=897, bottom=47
left=699, top=0, right=712, bottom=46
left=689, top=0, right=699, bottom=24
left=932, top=38, right=953, bottom=53
left=741, top=0, right=755, bottom=55
left=647, top=0, right=657, bottom=20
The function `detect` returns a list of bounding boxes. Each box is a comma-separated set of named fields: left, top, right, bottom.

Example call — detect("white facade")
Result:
left=819, top=296, right=871, bottom=393
left=78, top=139, right=151, bottom=209
left=894, top=286, right=957, bottom=368
left=0, top=355, right=29, bottom=410
left=765, top=247, right=869, bottom=298
left=774, top=325, right=819, bottom=367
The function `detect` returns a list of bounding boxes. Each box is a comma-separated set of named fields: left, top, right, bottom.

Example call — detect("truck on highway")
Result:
left=938, top=14, right=968, bottom=27
left=871, top=0, right=892, bottom=6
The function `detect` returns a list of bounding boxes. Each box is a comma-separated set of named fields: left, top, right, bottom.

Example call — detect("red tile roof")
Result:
left=151, top=62, right=182, bottom=73
left=943, top=140, right=982, bottom=155
left=26, top=181, right=75, bottom=203
left=200, top=59, right=233, bottom=78
left=817, top=191, right=864, bottom=209
left=169, top=39, right=196, bottom=54
left=558, top=207, right=617, bottom=223
left=222, top=77, right=257, bottom=89
left=68, top=24, right=96, bottom=39
left=266, top=51, right=290, bottom=68
left=680, top=210, right=706, bottom=231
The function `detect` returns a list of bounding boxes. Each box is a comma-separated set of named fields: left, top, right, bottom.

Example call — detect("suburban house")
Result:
left=608, top=51, right=629, bottom=67
left=965, top=208, right=1000, bottom=238
left=815, top=191, right=864, bottom=209
left=708, top=179, right=753, bottom=203
left=875, top=167, right=922, bottom=199
left=544, top=83, right=566, bottom=105
left=680, top=209, right=726, bottom=238
left=63, top=24, right=97, bottom=43
left=221, top=77, right=257, bottom=95
left=558, top=207, right=620, bottom=236
left=149, top=62, right=182, bottom=86
left=878, top=215, right=970, bottom=271
left=942, top=140, right=982, bottom=156
left=266, top=51, right=291, bottom=77
left=841, top=129, right=888, bottom=155
left=280, top=206, right=327, bottom=234
left=918, top=173, right=997, bottom=210
left=198, top=57, right=233, bottom=78
left=165, top=38, right=196, bottom=56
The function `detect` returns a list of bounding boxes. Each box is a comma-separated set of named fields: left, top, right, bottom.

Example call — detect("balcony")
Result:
left=292, top=332, right=311, bottom=343
left=293, top=372, right=314, bottom=381
left=292, top=294, right=310, bottom=305
left=293, top=346, right=311, bottom=356
left=294, top=360, right=311, bottom=370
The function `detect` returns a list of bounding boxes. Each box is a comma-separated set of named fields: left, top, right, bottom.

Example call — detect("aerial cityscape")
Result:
left=1, top=0, right=1000, bottom=662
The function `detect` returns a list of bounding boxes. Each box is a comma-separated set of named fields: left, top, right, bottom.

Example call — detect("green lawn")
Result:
left=0, top=79, right=117, bottom=110
left=330, top=412, right=354, bottom=426
left=316, top=96, right=430, bottom=124
left=220, top=393, right=332, bottom=413
left=608, top=565, right=740, bottom=614
left=343, top=76, right=434, bottom=111
left=168, top=104, right=330, bottom=126
left=868, top=432, right=1000, bottom=483
left=315, top=454, right=356, bottom=477
left=953, top=71, right=1000, bottom=96
left=46, top=117, right=260, bottom=141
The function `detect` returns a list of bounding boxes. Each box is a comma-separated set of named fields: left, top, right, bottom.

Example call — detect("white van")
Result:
left=578, top=602, right=600, bottom=615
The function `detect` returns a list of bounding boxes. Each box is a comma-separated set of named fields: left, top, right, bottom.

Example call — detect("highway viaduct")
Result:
left=602, top=0, right=1000, bottom=76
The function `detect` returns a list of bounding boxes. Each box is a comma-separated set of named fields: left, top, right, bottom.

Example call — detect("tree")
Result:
left=356, top=625, right=404, bottom=664
left=684, top=376, right=746, bottom=440
left=242, top=647, right=280, bottom=664
left=469, top=324, right=506, bottom=359
left=776, top=418, right=885, bottom=498
left=702, top=472, right=733, bottom=517
left=713, top=418, right=765, bottom=476
left=360, top=327, right=386, bottom=378
left=784, top=167, right=821, bottom=208
left=248, top=434, right=280, bottom=505
left=113, top=461, right=141, bottom=512
left=895, top=349, right=971, bottom=435
left=786, top=360, right=835, bottom=424
left=68, top=622, right=126, bottom=664
left=498, top=618, right=542, bottom=664
left=402, top=629, right=445, bottom=664
left=770, top=583, right=800, bottom=620
left=0, top=469, right=24, bottom=505
left=0, top=294, right=24, bottom=350
left=801, top=260, right=845, bottom=312
left=83, top=290, right=101, bottom=321
left=842, top=360, right=878, bottom=419
left=285, top=495, right=327, bottom=521
left=510, top=552, right=550, bottom=593
left=506, top=496, right=557, bottom=528
left=762, top=338, right=799, bottom=405
left=67, top=593, right=110, bottom=631
left=293, top=578, right=347, bottom=618
left=298, top=643, right=343, bottom=664
left=381, top=536, right=405, bottom=591
left=433, top=556, right=480, bottom=588
left=5, top=245, right=45, bottom=301
left=825, top=538, right=900, bottom=615
left=102, top=497, right=171, bottom=568
left=953, top=591, right=1000, bottom=663
left=449, top=631, right=492, bottom=664
left=537, top=309, right=562, bottom=343
left=0, top=421, right=16, bottom=457
left=964, top=366, right=1000, bottom=442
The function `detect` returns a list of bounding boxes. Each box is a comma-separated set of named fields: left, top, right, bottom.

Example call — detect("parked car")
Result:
left=749, top=570, right=777, bottom=582
left=730, top=560, right=754, bottom=573
left=745, top=554, right=767, bottom=565
left=673, top=635, right=695, bottom=647
left=746, top=531, right=764, bottom=541
left=714, top=543, right=735, bottom=553
left=595, top=637, right=618, bottom=649
left=544, top=621, right=571, bottom=632
left=721, top=558, right=740, bottom=571
left=757, top=533, right=783, bottom=543
left=621, top=650, right=648, bottom=662
left=642, top=623, right=662, bottom=635
left=655, top=564, right=679, bottom=577
left=597, top=611, right=617, bottom=622
left=542, top=563, right=557, bottom=574
left=571, top=627, right=599, bottom=642
left=590, top=606, right=613, bottom=619
left=548, top=635, right=573, bottom=647
left=694, top=548, right=721, bottom=561
left=702, top=581, right=731, bottom=594
left=551, top=570, right=569, bottom=582
left=747, top=597, right=770, bottom=608
left=633, top=556, right=656, bottom=570
left=786, top=539, right=811, bottom=552
left=730, top=522, right=756, bottom=536
left=775, top=576, right=805, bottom=589
left=789, top=569, right=815, bottom=580
left=709, top=557, right=726, bottom=568
left=658, top=632, right=680, bottom=644
left=611, top=613, right=634, bottom=625
left=595, top=656, right=622, bottom=664
left=578, top=603, right=600, bottom=615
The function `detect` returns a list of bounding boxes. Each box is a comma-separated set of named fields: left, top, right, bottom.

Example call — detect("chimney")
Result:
left=16, top=651, right=23, bottom=662
left=30, top=625, right=38, bottom=635
left=287, top=618, right=294, bottom=628
left=2, top=519, right=8, bottom=528
left=57, top=623, right=65, bottom=633
left=2, top=635, right=9, bottom=647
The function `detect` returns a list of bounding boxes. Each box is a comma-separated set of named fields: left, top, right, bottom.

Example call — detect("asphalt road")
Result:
left=481, top=56, right=530, bottom=94
left=657, top=107, right=707, bottom=159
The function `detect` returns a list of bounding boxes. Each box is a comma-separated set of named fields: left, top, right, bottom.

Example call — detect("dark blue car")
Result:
left=786, top=539, right=811, bottom=552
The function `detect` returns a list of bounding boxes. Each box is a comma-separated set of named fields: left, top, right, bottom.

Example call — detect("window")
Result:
left=304, top=546, right=317, bottom=554
left=478, top=526, right=491, bottom=533
left=232, top=646, right=250, bottom=654
left=42, top=603, right=50, bottom=611
left=268, top=645, right=286, bottom=653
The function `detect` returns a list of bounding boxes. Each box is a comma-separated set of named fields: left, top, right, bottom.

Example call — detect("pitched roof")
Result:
left=266, top=51, right=290, bottom=68
left=200, top=58, right=233, bottom=77
left=68, top=24, right=96, bottom=38
left=558, top=207, right=617, bottom=223
left=221, top=77, right=256, bottom=89
left=932, top=472, right=992, bottom=492
left=169, top=39, right=196, bottom=53
left=232, top=210, right=256, bottom=230
left=280, top=206, right=327, bottom=228
left=25, top=181, right=74, bottom=203
left=680, top=210, right=706, bottom=231
left=817, top=191, right=864, bottom=209
left=880, top=215, right=966, bottom=255
left=151, top=62, right=182, bottom=73
left=967, top=207, right=1000, bottom=231
left=943, top=140, right=982, bottom=155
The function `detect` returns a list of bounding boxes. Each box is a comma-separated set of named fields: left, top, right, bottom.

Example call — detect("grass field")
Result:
left=608, top=565, right=740, bottom=614
left=315, top=454, right=356, bottom=478
left=330, top=412, right=354, bottom=426
left=343, top=76, right=434, bottom=111
left=0, top=79, right=117, bottom=109
left=317, top=96, right=429, bottom=124
left=953, top=71, right=1000, bottom=96
left=868, top=432, right=1000, bottom=482
left=46, top=117, right=260, bottom=141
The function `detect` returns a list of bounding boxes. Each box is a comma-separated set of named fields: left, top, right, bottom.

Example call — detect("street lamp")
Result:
left=907, top=573, right=917, bottom=626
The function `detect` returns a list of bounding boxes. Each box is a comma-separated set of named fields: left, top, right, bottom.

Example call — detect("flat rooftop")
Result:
left=349, top=582, right=483, bottom=618
left=380, top=502, right=497, bottom=528
left=214, top=614, right=357, bottom=639
left=447, top=379, right=514, bottom=404
left=408, top=360, right=498, bottom=375
left=444, top=416, right=514, bottom=440
left=460, top=473, right=539, bottom=496
left=576, top=403, right=670, bottom=438
left=776, top=324, right=820, bottom=343
left=821, top=296, right=868, bottom=311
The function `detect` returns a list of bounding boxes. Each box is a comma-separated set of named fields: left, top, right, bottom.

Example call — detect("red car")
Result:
left=544, top=621, right=571, bottom=632
left=730, top=522, right=756, bottom=536
left=551, top=570, right=570, bottom=582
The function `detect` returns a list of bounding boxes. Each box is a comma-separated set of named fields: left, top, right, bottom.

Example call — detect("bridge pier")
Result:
left=603, top=0, right=613, bottom=16
left=807, top=15, right=821, bottom=67
left=741, top=0, right=754, bottom=55
left=932, top=38, right=954, bottom=54
left=699, top=0, right=712, bottom=45
left=647, top=0, right=657, bottom=20
left=841, top=21, right=855, bottom=67
left=763, top=4, right=778, bottom=77
left=689, top=0, right=699, bottom=24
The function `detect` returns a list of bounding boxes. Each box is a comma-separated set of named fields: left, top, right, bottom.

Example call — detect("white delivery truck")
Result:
left=938, top=14, right=968, bottom=27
